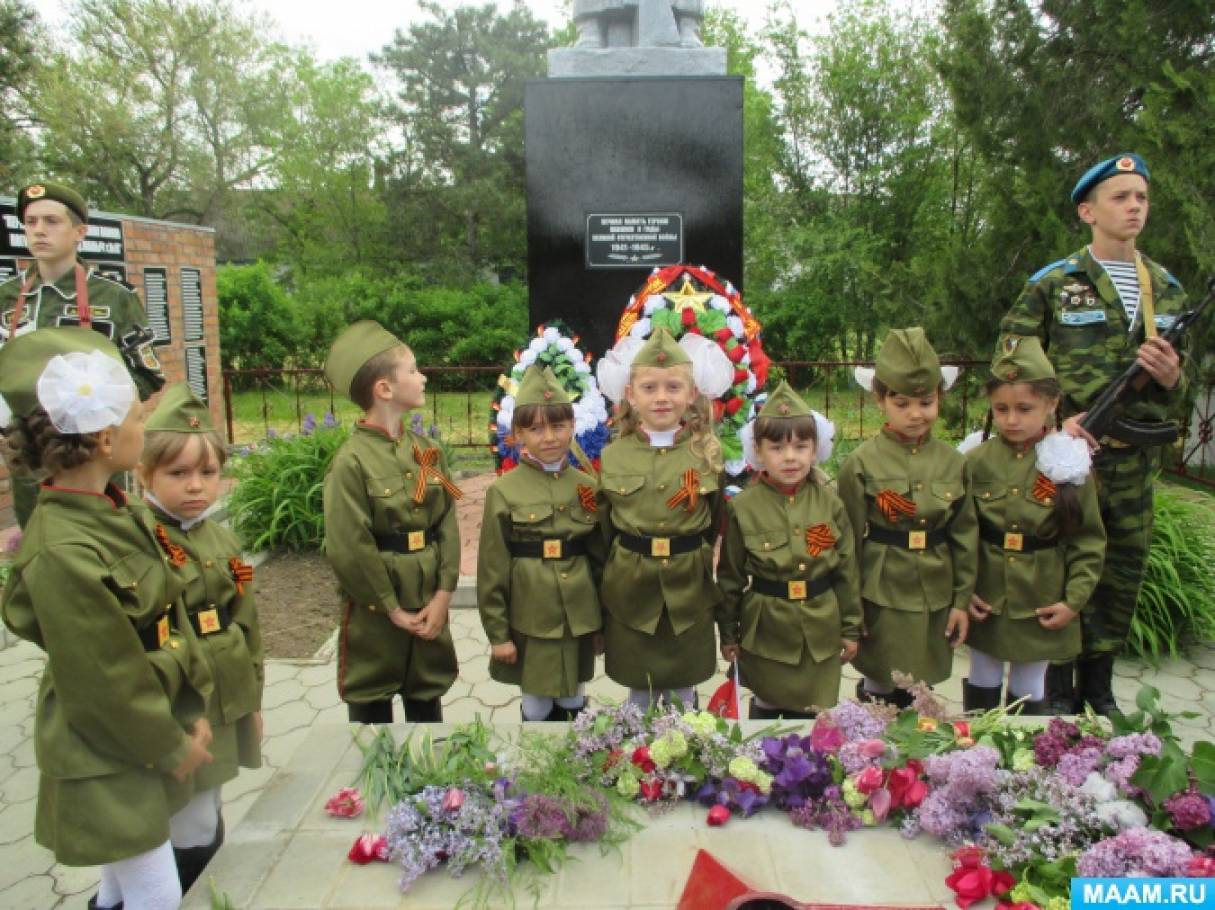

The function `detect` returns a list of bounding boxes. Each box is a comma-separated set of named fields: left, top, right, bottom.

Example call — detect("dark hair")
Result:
left=753, top=414, right=820, bottom=485
left=0, top=406, right=98, bottom=476
left=349, top=345, right=407, bottom=411
left=512, top=402, right=575, bottom=433
left=981, top=375, right=1081, bottom=536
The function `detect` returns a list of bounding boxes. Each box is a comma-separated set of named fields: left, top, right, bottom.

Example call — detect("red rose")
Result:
left=903, top=779, right=928, bottom=808
left=855, top=766, right=883, bottom=794
left=715, top=328, right=734, bottom=343
left=952, top=721, right=971, bottom=740
left=631, top=746, right=656, bottom=774
left=639, top=779, right=663, bottom=802
left=347, top=833, right=390, bottom=865
left=707, top=804, right=732, bottom=827
left=681, top=307, right=698, bottom=327
left=726, top=344, right=746, bottom=364
left=951, top=845, right=985, bottom=869
left=325, top=787, right=365, bottom=819
left=887, top=767, right=918, bottom=809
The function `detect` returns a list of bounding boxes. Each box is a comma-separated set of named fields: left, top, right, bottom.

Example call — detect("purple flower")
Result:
left=1106, top=732, right=1162, bottom=759
left=410, top=412, right=424, bottom=434
left=301, top=412, right=317, bottom=436
left=265, top=427, right=278, bottom=439
left=1165, top=789, right=1213, bottom=831
left=428, top=423, right=440, bottom=439
left=825, top=700, right=889, bottom=742
left=1104, top=755, right=1141, bottom=796
left=1077, top=828, right=1193, bottom=877
left=323, top=410, right=338, bottom=428
left=1056, top=747, right=1103, bottom=787
left=760, top=734, right=832, bottom=810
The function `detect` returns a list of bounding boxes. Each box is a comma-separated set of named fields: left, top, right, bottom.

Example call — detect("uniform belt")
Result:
left=618, top=532, right=704, bottom=557
left=978, top=518, right=1057, bottom=553
left=750, top=574, right=833, bottom=601
left=135, top=613, right=176, bottom=652
left=375, top=529, right=433, bottom=553
left=187, top=604, right=233, bottom=636
left=865, top=524, right=948, bottom=550
left=508, top=537, right=589, bottom=559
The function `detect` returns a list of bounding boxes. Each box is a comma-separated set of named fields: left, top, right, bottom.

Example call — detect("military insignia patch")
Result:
left=139, top=344, right=161, bottom=370
left=1002, top=336, right=1020, bottom=355
left=26, top=185, right=45, bottom=199
left=1116, top=156, right=1136, bottom=172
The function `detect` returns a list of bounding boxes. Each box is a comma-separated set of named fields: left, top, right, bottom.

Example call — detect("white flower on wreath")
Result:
left=37, top=350, right=136, bottom=434
left=643, top=296, right=665, bottom=316
left=726, top=315, right=744, bottom=337
left=543, top=326, right=560, bottom=344
left=1036, top=431, right=1092, bottom=485
left=558, top=337, right=575, bottom=353
left=629, top=317, right=652, bottom=339
left=528, top=337, right=547, bottom=354
left=957, top=429, right=986, bottom=455
left=497, top=396, right=515, bottom=432
left=596, top=336, right=644, bottom=403
left=519, top=349, right=538, bottom=367
left=710, top=294, right=731, bottom=313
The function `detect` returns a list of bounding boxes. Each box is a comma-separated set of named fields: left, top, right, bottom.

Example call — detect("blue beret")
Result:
left=1071, top=153, right=1150, bottom=204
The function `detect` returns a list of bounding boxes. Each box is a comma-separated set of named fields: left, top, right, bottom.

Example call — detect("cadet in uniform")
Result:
left=962, top=337, right=1105, bottom=714
left=139, top=384, right=263, bottom=892
left=477, top=366, right=604, bottom=721
left=1, top=181, right=165, bottom=527
left=597, top=329, right=723, bottom=710
left=837, top=328, right=977, bottom=708
left=0, top=328, right=211, bottom=910
left=997, top=153, right=1186, bottom=715
left=322, top=321, right=460, bottom=724
left=717, top=382, right=861, bottom=719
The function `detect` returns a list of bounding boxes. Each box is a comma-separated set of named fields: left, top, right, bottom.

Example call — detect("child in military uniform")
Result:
left=139, top=384, right=264, bottom=892
left=595, top=328, right=726, bottom=710
left=477, top=366, right=604, bottom=721
left=0, top=328, right=212, bottom=910
left=322, top=321, right=461, bottom=724
left=718, top=382, right=861, bottom=719
left=0, top=181, right=165, bottom=527
left=961, top=337, right=1105, bottom=715
left=998, top=153, right=1186, bottom=716
left=838, top=328, right=978, bottom=708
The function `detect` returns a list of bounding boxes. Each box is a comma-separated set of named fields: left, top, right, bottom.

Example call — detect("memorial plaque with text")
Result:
left=185, top=344, right=209, bottom=402
left=586, top=213, right=683, bottom=268
left=143, top=267, right=171, bottom=345
left=0, top=205, right=125, bottom=264
left=181, top=268, right=204, bottom=342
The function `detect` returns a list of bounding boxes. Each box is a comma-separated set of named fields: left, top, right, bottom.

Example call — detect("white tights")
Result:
left=967, top=649, right=1049, bottom=700
left=521, top=686, right=586, bottom=721
left=95, top=840, right=181, bottom=910
left=169, top=787, right=221, bottom=849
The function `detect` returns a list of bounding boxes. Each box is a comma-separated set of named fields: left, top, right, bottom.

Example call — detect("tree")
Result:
left=374, top=1, right=551, bottom=275
left=0, top=0, right=39, bottom=188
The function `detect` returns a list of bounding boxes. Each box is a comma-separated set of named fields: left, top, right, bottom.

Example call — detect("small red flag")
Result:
left=707, top=663, right=741, bottom=719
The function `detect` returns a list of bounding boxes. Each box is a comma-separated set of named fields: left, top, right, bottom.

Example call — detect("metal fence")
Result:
left=220, top=363, right=1215, bottom=487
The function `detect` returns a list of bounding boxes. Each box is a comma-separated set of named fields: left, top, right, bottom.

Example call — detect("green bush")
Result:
left=227, top=425, right=349, bottom=551
left=1127, top=485, right=1215, bottom=661
left=217, top=262, right=302, bottom=373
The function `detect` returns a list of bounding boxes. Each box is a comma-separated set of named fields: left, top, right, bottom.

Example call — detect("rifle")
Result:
left=1079, top=276, right=1215, bottom=447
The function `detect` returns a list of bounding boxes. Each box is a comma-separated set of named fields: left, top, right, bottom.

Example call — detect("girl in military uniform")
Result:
left=960, top=337, right=1105, bottom=714
left=138, top=383, right=264, bottom=892
left=838, top=328, right=978, bottom=709
left=477, top=366, right=604, bottom=721
left=718, top=382, right=861, bottom=719
left=595, top=328, right=733, bottom=710
left=322, top=321, right=460, bottom=724
left=0, top=328, right=213, bottom=910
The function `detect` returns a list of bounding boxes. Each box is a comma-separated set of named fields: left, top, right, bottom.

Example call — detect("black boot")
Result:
left=854, top=679, right=874, bottom=703
left=175, top=813, right=225, bottom=896
left=961, top=679, right=1003, bottom=713
left=1043, top=661, right=1078, bottom=715
left=347, top=700, right=394, bottom=724
left=87, top=896, right=123, bottom=910
left=1078, top=653, right=1119, bottom=717
left=1010, top=697, right=1053, bottom=716
left=403, top=697, right=443, bottom=723
left=551, top=699, right=586, bottom=721
left=748, top=700, right=781, bottom=720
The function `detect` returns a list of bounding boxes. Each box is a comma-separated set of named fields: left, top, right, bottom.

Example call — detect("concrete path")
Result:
left=1, top=603, right=1212, bottom=908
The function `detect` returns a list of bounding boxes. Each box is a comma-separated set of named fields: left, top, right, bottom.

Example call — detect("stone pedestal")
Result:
left=524, top=76, right=743, bottom=357
left=547, top=46, right=725, bottom=78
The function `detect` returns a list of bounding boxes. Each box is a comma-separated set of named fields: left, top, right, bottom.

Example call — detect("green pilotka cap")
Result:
left=514, top=366, right=571, bottom=407
left=991, top=335, right=1055, bottom=384
left=324, top=320, right=403, bottom=401
left=757, top=380, right=812, bottom=419
left=146, top=382, right=215, bottom=433
left=874, top=327, right=942, bottom=397
left=632, top=328, right=691, bottom=368
left=0, top=326, right=121, bottom=421
left=18, top=180, right=88, bottom=223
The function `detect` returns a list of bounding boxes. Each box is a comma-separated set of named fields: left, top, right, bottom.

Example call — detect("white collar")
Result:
left=144, top=491, right=214, bottom=532
left=643, top=428, right=677, bottom=448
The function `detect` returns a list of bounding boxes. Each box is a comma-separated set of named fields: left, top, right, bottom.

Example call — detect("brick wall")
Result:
left=0, top=214, right=221, bottom=531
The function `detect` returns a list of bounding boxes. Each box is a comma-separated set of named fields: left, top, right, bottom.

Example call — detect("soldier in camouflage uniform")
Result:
left=1, top=181, right=165, bottom=527
left=997, top=153, right=1187, bottom=716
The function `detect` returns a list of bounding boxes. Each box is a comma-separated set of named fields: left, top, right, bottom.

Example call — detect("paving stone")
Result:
left=261, top=681, right=308, bottom=711
left=48, top=861, right=98, bottom=897
left=322, top=861, right=406, bottom=909
left=223, top=788, right=260, bottom=832
left=305, top=684, right=341, bottom=712
left=180, top=829, right=292, bottom=910
left=224, top=763, right=279, bottom=804
left=265, top=697, right=320, bottom=737
left=261, top=724, right=318, bottom=771
left=241, top=770, right=330, bottom=832
left=0, top=872, right=61, bottom=910
left=446, top=696, right=497, bottom=725
left=0, top=659, right=44, bottom=687
left=0, top=722, right=27, bottom=757
left=0, top=800, right=36, bottom=846
left=296, top=663, right=335, bottom=689
left=0, top=835, right=52, bottom=891
left=264, top=661, right=300, bottom=683
left=1189, top=646, right=1215, bottom=671
left=0, top=764, right=38, bottom=804
left=249, top=832, right=349, bottom=907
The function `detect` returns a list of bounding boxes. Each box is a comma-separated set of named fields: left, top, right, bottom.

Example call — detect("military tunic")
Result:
left=999, top=247, right=1186, bottom=653
left=718, top=478, right=861, bottom=711
left=151, top=506, right=264, bottom=789
left=837, top=429, right=978, bottom=687
left=599, top=431, right=722, bottom=690
left=964, top=435, right=1105, bottom=662
left=0, top=261, right=165, bottom=527
left=1, top=485, right=211, bottom=866
left=323, top=422, right=459, bottom=704
left=477, top=460, right=604, bottom=697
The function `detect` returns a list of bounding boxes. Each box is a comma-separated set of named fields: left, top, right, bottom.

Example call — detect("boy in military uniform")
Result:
left=597, top=329, right=723, bottom=710
left=718, top=382, right=861, bottom=719
left=322, top=321, right=461, bottom=724
left=0, top=328, right=212, bottom=909
left=963, top=337, right=1105, bottom=715
left=997, top=153, right=1186, bottom=715
left=838, top=328, right=977, bottom=708
left=139, top=383, right=264, bottom=893
left=477, top=366, right=604, bottom=721
left=1, top=180, right=165, bottom=527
